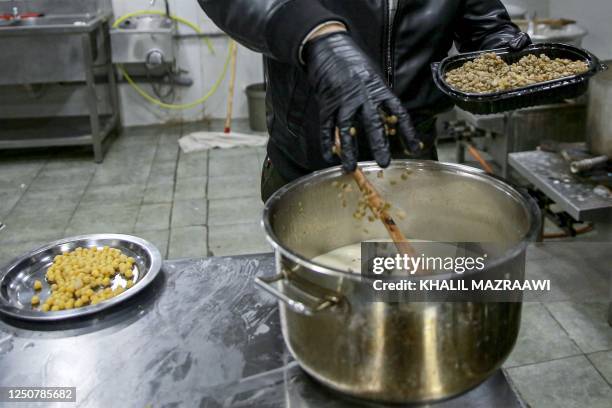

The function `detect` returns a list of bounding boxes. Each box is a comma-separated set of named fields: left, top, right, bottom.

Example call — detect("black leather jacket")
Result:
left=198, top=0, right=521, bottom=181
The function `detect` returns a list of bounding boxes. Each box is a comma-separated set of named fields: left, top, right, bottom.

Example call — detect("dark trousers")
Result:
left=261, top=117, right=438, bottom=203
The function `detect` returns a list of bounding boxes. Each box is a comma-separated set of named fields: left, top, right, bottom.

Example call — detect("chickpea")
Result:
left=33, top=280, right=43, bottom=291
left=31, top=295, right=40, bottom=306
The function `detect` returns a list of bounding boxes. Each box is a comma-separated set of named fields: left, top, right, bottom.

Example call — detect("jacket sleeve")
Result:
left=197, top=0, right=346, bottom=65
left=454, top=0, right=522, bottom=52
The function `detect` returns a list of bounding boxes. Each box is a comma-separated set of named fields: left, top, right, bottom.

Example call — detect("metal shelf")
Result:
left=0, top=115, right=116, bottom=149
left=0, top=18, right=119, bottom=162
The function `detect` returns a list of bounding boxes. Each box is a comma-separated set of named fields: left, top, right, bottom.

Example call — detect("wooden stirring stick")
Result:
left=334, top=129, right=417, bottom=258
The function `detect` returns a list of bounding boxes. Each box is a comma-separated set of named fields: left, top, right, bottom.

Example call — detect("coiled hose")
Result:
left=112, top=10, right=233, bottom=110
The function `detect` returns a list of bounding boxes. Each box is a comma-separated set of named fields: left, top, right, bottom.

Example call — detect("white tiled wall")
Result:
left=551, top=0, right=612, bottom=61
left=111, top=0, right=264, bottom=126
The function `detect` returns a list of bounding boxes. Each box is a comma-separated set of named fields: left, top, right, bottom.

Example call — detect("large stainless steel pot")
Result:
left=257, top=161, right=541, bottom=403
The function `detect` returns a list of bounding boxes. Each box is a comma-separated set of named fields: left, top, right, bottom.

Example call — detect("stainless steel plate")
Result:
left=0, top=234, right=162, bottom=322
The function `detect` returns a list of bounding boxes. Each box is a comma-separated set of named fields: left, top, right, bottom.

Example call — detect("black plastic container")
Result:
left=432, top=43, right=608, bottom=115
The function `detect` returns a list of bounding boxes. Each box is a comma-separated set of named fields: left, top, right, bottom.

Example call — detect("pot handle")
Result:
left=255, top=274, right=340, bottom=316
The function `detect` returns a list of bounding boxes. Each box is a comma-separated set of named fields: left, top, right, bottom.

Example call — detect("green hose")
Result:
left=112, top=10, right=233, bottom=110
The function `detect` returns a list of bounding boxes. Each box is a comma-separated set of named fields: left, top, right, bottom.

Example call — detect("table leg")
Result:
left=103, top=22, right=120, bottom=136
left=456, top=141, right=466, bottom=164
left=502, top=112, right=513, bottom=179
left=609, top=272, right=612, bottom=327
left=82, top=34, right=103, bottom=163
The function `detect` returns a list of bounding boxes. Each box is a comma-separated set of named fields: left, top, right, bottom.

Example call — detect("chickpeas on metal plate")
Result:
left=32, top=246, right=136, bottom=311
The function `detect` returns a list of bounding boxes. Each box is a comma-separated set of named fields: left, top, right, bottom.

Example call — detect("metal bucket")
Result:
left=246, top=83, right=267, bottom=132
left=257, top=161, right=541, bottom=403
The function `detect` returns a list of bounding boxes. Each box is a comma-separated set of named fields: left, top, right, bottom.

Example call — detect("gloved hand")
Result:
left=507, top=32, right=532, bottom=51
left=303, top=32, right=421, bottom=172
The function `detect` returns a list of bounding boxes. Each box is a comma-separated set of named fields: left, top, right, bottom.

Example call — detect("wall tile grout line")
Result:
left=502, top=370, right=527, bottom=408
left=504, top=353, right=597, bottom=372
left=3, top=156, right=49, bottom=221
left=207, top=220, right=263, bottom=228
left=540, top=301, right=584, bottom=352
left=505, top=353, right=612, bottom=399
left=133, top=130, right=165, bottom=238
left=504, top=351, right=588, bottom=371
left=62, top=160, right=98, bottom=237
left=163, top=123, right=183, bottom=260
left=205, top=148, right=211, bottom=257
left=586, top=353, right=612, bottom=388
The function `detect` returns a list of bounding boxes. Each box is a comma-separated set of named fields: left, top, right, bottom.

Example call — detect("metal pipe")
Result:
left=569, top=155, right=609, bottom=174
left=149, top=0, right=170, bottom=17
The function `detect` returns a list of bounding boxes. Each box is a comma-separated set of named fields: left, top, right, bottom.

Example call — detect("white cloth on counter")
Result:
left=178, top=131, right=268, bottom=153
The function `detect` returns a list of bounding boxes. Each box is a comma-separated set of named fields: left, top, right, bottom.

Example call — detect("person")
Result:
left=197, top=0, right=531, bottom=201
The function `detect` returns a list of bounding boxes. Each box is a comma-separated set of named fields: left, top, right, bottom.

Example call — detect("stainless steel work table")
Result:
left=508, top=150, right=612, bottom=222
left=0, top=254, right=525, bottom=407
left=0, top=13, right=119, bottom=162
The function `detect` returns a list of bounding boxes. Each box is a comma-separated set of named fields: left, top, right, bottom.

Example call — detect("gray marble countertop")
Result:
left=0, top=254, right=524, bottom=407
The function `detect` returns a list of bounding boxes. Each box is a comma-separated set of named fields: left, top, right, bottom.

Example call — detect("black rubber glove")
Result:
left=303, top=32, right=421, bottom=172
left=507, top=32, right=532, bottom=51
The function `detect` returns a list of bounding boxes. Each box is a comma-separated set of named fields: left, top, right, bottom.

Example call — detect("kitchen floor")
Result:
left=0, top=120, right=271, bottom=265
left=0, top=121, right=611, bottom=407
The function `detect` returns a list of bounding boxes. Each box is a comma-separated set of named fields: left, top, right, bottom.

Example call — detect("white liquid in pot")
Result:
left=311, top=243, right=363, bottom=273
left=311, top=241, right=480, bottom=274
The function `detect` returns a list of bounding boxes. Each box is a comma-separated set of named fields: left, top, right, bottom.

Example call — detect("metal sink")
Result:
left=110, top=15, right=176, bottom=65
left=0, top=14, right=102, bottom=34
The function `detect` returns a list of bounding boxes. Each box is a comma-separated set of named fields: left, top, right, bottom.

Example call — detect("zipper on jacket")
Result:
left=386, top=0, right=398, bottom=88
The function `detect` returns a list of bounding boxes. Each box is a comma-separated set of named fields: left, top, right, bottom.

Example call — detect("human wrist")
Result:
left=299, top=21, right=347, bottom=64
left=306, top=22, right=347, bottom=42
